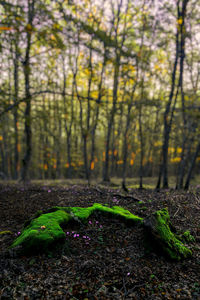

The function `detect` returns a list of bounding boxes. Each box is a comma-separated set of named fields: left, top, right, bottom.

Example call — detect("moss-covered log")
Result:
left=10, top=204, right=142, bottom=255
left=10, top=204, right=192, bottom=260
left=143, top=208, right=192, bottom=261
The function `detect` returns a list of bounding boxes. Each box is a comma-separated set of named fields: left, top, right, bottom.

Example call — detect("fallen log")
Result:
left=9, top=204, right=193, bottom=261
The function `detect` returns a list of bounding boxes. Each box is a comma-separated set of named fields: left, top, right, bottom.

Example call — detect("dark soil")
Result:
left=0, top=183, right=199, bottom=299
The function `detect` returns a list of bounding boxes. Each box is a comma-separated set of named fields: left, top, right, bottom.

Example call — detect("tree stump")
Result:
left=143, top=208, right=192, bottom=260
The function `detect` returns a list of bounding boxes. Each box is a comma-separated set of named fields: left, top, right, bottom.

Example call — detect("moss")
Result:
left=181, top=231, right=195, bottom=243
left=140, top=206, right=148, bottom=211
left=47, top=203, right=143, bottom=225
left=10, top=205, right=191, bottom=260
left=10, top=204, right=143, bottom=254
left=10, top=210, right=72, bottom=254
left=155, top=208, right=192, bottom=260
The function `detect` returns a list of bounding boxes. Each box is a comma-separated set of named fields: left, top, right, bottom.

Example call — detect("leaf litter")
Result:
left=0, top=183, right=199, bottom=299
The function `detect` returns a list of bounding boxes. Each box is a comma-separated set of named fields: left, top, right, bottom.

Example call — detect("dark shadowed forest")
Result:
left=0, top=0, right=200, bottom=299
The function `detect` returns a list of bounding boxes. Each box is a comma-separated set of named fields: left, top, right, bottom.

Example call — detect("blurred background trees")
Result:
left=0, top=0, right=200, bottom=189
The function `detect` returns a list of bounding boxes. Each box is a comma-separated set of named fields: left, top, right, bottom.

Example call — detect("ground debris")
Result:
left=0, top=183, right=199, bottom=299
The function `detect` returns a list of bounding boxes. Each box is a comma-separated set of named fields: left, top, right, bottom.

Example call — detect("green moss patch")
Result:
left=10, top=210, right=72, bottom=254
left=144, top=208, right=192, bottom=261
left=46, top=203, right=143, bottom=225
left=10, top=204, right=192, bottom=261
left=10, top=204, right=143, bottom=254
left=181, top=230, right=195, bottom=243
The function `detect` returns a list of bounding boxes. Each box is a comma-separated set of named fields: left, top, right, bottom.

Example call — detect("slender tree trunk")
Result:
left=13, top=41, right=20, bottom=179
left=89, top=49, right=106, bottom=180
left=103, top=55, right=120, bottom=182
left=175, top=0, right=189, bottom=189
left=122, top=78, right=138, bottom=189
left=21, top=0, right=35, bottom=182
left=156, top=3, right=180, bottom=189
left=184, top=139, right=200, bottom=190
left=138, top=102, right=144, bottom=189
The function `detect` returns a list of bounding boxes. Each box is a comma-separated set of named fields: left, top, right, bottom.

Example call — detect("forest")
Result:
left=0, top=0, right=200, bottom=299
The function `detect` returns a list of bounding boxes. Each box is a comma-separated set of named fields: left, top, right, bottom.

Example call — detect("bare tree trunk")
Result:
left=138, top=103, right=144, bottom=189
left=103, top=0, right=126, bottom=182
left=175, top=0, right=189, bottom=189
left=122, top=78, right=138, bottom=189
left=184, top=139, right=200, bottom=190
left=13, top=41, right=20, bottom=179
left=156, top=1, right=181, bottom=189
left=103, top=57, right=120, bottom=182
left=21, top=0, right=35, bottom=182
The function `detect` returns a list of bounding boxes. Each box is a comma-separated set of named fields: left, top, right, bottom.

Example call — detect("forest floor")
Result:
left=0, top=181, right=199, bottom=299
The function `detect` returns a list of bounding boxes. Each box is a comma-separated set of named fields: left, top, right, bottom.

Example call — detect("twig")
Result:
left=173, top=207, right=180, bottom=217
left=126, top=283, right=146, bottom=296
left=94, top=185, right=143, bottom=202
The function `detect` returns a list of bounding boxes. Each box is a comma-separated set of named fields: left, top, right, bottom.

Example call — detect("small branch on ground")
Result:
left=94, top=185, right=143, bottom=202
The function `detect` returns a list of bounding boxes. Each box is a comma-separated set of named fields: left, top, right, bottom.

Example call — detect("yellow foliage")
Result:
left=53, top=23, right=60, bottom=30
left=53, top=164, right=57, bottom=169
left=154, top=64, right=161, bottom=71
left=90, top=161, right=95, bottom=170
left=0, top=26, right=13, bottom=32
left=16, top=17, right=24, bottom=22
left=177, top=18, right=183, bottom=25
left=154, top=141, right=162, bottom=147
left=78, top=161, right=84, bottom=166
left=148, top=157, right=153, bottom=163
left=130, top=159, right=134, bottom=166
left=0, top=136, right=3, bottom=141
left=44, top=164, right=48, bottom=170
left=170, top=157, right=181, bottom=163
left=185, top=95, right=189, bottom=101
left=117, top=160, right=123, bottom=165
left=25, top=24, right=32, bottom=32
left=177, top=147, right=182, bottom=154
left=50, top=34, right=56, bottom=41
left=65, top=163, right=69, bottom=168
left=131, top=152, right=136, bottom=159
left=113, top=150, right=118, bottom=156
left=168, top=147, right=175, bottom=154
left=71, top=162, right=76, bottom=167
left=17, top=144, right=21, bottom=153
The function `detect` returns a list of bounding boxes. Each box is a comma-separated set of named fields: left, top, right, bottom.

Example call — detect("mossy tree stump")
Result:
left=143, top=208, right=192, bottom=261
left=10, top=204, right=193, bottom=261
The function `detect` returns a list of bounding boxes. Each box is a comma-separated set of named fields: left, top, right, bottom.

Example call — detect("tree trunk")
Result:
left=21, top=0, right=35, bottom=182
left=103, top=55, right=120, bottom=182
left=13, top=41, right=20, bottom=179
left=156, top=3, right=181, bottom=189
left=184, top=138, right=200, bottom=190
